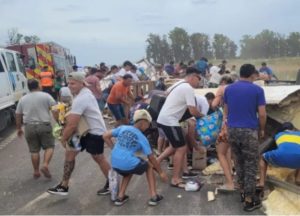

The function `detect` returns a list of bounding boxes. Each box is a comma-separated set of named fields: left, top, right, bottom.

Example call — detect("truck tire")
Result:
left=0, top=110, right=10, bottom=131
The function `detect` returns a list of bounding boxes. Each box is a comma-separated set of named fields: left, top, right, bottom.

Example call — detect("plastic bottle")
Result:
left=109, top=169, right=120, bottom=201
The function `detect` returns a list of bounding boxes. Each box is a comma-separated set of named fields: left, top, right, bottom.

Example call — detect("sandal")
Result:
left=170, top=181, right=186, bottom=189
left=33, top=172, right=41, bottom=179
left=40, top=167, right=52, bottom=178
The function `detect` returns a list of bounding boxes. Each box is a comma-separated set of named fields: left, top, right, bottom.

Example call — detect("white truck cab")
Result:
left=0, top=48, right=28, bottom=131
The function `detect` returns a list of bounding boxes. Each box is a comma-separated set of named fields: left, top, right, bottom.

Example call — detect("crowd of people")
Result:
left=15, top=58, right=300, bottom=212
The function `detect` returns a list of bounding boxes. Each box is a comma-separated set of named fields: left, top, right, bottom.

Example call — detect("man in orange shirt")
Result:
left=39, top=66, right=55, bottom=99
left=107, top=74, right=134, bottom=126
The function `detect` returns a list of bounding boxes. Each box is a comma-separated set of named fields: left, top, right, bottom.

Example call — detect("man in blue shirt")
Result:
left=259, top=62, right=273, bottom=81
left=224, top=64, right=267, bottom=212
left=103, top=109, right=168, bottom=206
left=164, top=61, right=175, bottom=76
left=258, top=122, right=300, bottom=188
left=195, top=57, right=209, bottom=77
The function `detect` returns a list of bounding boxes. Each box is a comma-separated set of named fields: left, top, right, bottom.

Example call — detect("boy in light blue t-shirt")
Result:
left=103, top=109, right=168, bottom=206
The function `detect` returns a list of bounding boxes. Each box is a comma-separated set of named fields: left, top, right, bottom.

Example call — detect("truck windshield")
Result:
left=6, top=52, right=17, bottom=72
left=16, top=53, right=26, bottom=75
left=53, top=55, right=66, bottom=73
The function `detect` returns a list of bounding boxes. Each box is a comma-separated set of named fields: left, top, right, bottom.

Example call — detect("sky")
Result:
left=1, top=0, right=300, bottom=66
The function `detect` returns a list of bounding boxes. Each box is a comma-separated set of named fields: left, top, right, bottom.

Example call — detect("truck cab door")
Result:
left=4, top=51, right=28, bottom=101
left=0, top=52, right=14, bottom=109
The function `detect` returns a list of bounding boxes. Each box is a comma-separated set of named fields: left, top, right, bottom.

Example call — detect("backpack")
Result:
left=148, top=81, right=193, bottom=122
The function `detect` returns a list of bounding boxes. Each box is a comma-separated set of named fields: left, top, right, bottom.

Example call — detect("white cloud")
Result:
left=0, top=0, right=300, bottom=65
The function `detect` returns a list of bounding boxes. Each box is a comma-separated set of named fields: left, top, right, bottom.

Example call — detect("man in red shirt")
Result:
left=107, top=74, right=134, bottom=126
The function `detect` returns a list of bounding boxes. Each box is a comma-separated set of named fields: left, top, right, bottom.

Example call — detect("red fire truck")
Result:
left=6, top=42, right=75, bottom=78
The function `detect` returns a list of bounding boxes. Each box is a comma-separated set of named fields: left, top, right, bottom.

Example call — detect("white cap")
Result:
left=133, top=109, right=152, bottom=123
left=68, top=72, right=89, bottom=86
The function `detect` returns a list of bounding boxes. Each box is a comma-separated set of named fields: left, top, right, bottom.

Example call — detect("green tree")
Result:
left=213, top=34, right=237, bottom=59
left=146, top=34, right=172, bottom=64
left=7, top=28, right=40, bottom=45
left=168, top=27, right=191, bottom=62
left=240, top=35, right=257, bottom=58
left=254, top=29, right=278, bottom=58
left=275, top=33, right=288, bottom=57
left=146, top=33, right=162, bottom=64
left=228, top=41, right=238, bottom=59
left=160, top=35, right=173, bottom=63
left=190, top=33, right=213, bottom=60
left=24, top=36, right=32, bottom=43
left=7, top=28, right=23, bottom=45
left=286, top=32, right=300, bottom=56
left=30, top=35, right=41, bottom=44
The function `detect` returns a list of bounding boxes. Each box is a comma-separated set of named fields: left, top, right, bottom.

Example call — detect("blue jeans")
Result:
left=107, top=103, right=125, bottom=120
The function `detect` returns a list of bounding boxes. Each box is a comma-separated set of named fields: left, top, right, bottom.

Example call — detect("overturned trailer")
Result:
left=196, top=85, right=300, bottom=214
left=195, top=85, right=300, bottom=130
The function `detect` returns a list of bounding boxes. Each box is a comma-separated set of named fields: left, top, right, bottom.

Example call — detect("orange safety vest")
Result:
left=40, top=71, right=54, bottom=87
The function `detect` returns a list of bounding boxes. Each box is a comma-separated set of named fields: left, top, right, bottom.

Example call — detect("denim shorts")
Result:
left=107, top=103, right=125, bottom=120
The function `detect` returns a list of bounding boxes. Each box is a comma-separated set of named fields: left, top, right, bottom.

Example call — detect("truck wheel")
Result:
left=0, top=110, right=9, bottom=131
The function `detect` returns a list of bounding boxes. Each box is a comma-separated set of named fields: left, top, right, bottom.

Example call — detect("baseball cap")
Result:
left=133, top=109, right=152, bottom=123
left=68, top=72, right=89, bottom=86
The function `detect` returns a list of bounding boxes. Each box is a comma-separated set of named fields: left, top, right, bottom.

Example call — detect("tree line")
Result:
left=7, top=28, right=41, bottom=45
left=146, top=27, right=300, bottom=64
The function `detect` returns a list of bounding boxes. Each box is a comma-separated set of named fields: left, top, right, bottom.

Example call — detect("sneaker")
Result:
left=244, top=200, right=262, bottom=212
left=167, top=164, right=174, bottom=170
left=148, top=194, right=164, bottom=206
left=182, top=172, right=198, bottom=179
left=97, top=180, right=110, bottom=195
left=114, top=195, right=129, bottom=206
left=47, top=184, right=69, bottom=196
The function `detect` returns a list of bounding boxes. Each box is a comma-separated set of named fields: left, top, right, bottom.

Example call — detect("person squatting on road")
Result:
left=16, top=79, right=58, bottom=179
left=103, top=109, right=168, bottom=206
left=47, top=72, right=111, bottom=196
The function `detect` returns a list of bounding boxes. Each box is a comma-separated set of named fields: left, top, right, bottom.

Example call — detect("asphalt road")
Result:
left=0, top=125, right=264, bottom=215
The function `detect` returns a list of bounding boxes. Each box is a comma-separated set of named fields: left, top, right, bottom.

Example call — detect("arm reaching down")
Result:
left=148, top=154, right=168, bottom=182
left=102, top=130, right=114, bottom=149
left=16, top=113, right=23, bottom=137
left=188, top=106, right=204, bottom=119
left=258, top=105, right=267, bottom=139
left=61, top=114, right=81, bottom=146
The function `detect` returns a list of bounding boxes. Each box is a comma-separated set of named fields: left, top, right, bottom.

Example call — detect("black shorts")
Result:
left=80, top=133, right=104, bottom=155
left=114, top=158, right=148, bottom=177
left=157, top=123, right=185, bottom=148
